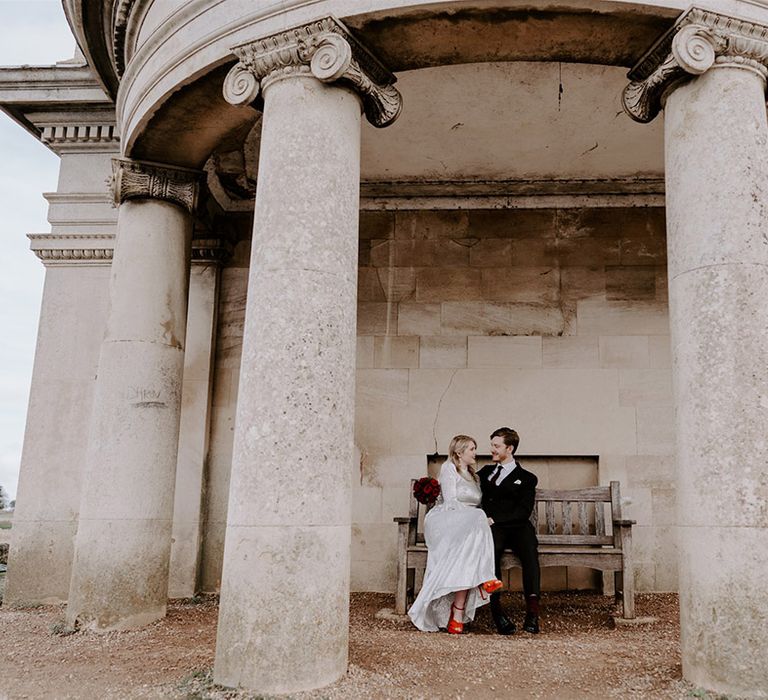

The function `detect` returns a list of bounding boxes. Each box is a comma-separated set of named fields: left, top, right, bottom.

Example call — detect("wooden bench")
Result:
left=394, top=480, right=637, bottom=619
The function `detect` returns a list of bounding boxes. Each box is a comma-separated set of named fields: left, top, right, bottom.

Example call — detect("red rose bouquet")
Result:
left=413, top=476, right=441, bottom=506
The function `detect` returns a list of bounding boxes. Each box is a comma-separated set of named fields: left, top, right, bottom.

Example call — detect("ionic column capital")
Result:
left=111, top=158, right=200, bottom=213
left=623, top=7, right=768, bottom=123
left=222, top=16, right=402, bottom=128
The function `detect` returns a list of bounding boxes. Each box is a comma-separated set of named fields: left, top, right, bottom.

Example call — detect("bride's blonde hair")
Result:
left=449, top=434, right=478, bottom=479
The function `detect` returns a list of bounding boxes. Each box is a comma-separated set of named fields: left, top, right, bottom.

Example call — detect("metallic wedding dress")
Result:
left=407, top=460, right=496, bottom=631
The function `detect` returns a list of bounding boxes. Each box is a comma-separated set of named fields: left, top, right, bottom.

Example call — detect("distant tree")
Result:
left=0, top=485, right=8, bottom=510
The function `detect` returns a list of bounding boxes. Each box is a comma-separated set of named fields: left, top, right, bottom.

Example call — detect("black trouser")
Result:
left=490, top=521, right=540, bottom=612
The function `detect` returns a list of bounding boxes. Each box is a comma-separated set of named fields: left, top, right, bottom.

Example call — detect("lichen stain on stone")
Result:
left=160, top=318, right=182, bottom=349
left=359, top=451, right=382, bottom=487
left=133, top=401, right=167, bottom=408
left=160, top=292, right=183, bottom=349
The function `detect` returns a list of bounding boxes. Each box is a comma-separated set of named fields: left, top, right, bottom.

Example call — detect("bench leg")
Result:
left=621, top=568, right=636, bottom=619
left=407, top=568, right=416, bottom=608
left=602, top=571, right=616, bottom=597
left=395, top=563, right=408, bottom=615
left=619, top=526, right=635, bottom=619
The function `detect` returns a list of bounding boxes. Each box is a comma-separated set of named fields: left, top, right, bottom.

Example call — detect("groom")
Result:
left=479, top=427, right=541, bottom=634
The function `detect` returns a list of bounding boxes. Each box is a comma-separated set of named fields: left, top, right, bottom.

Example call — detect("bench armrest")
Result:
left=393, top=517, right=413, bottom=524
left=614, top=519, right=636, bottom=526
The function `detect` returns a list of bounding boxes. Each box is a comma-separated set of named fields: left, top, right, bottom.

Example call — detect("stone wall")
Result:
left=202, top=206, right=677, bottom=593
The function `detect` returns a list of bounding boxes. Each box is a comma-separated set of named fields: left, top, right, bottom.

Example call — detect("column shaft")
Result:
left=665, top=65, right=768, bottom=694
left=66, top=198, right=192, bottom=630
left=214, top=75, right=361, bottom=693
left=5, top=265, right=111, bottom=604
left=169, top=261, right=220, bottom=598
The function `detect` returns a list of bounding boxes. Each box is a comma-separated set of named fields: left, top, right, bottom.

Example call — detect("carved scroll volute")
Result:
left=623, top=24, right=721, bottom=124
left=307, top=33, right=352, bottom=81
left=305, top=32, right=402, bottom=127
left=622, top=54, right=686, bottom=124
left=334, top=57, right=403, bottom=128
left=671, top=25, right=718, bottom=75
left=222, top=17, right=402, bottom=128
left=622, top=7, right=768, bottom=124
left=222, top=64, right=260, bottom=106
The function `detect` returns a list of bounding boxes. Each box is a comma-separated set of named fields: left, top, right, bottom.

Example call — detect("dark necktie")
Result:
left=489, top=466, right=503, bottom=486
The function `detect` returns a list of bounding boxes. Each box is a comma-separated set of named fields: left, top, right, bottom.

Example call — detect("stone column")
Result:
left=66, top=159, right=198, bottom=631
left=168, top=239, right=230, bottom=598
left=5, top=236, right=113, bottom=606
left=624, top=8, right=768, bottom=697
left=214, top=18, right=401, bottom=694
left=5, top=120, right=120, bottom=605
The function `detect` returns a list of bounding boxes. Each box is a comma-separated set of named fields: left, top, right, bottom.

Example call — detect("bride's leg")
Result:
left=452, top=589, right=468, bottom=622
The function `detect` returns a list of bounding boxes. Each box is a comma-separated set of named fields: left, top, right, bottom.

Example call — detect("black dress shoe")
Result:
left=523, top=613, right=540, bottom=634
left=493, top=613, right=516, bottom=635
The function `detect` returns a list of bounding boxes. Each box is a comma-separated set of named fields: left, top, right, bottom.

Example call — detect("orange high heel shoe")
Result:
left=481, top=579, right=503, bottom=595
left=447, top=602, right=465, bottom=635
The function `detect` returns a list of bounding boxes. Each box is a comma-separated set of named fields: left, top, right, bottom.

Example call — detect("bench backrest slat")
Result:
left=595, top=501, right=605, bottom=537
left=545, top=501, right=556, bottom=535
left=563, top=501, right=572, bottom=535
left=610, top=481, right=622, bottom=517
left=578, top=502, right=589, bottom=535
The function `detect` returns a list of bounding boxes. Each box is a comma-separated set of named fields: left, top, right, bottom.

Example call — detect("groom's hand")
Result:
left=487, top=517, right=495, bottom=526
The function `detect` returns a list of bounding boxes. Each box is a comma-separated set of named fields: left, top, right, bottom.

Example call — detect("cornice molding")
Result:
left=624, top=7, right=768, bottom=123
left=222, top=16, right=402, bottom=128
left=113, top=0, right=136, bottom=77
left=27, top=232, right=232, bottom=266
left=28, top=233, right=115, bottom=267
left=0, top=64, right=114, bottom=146
left=111, top=158, right=200, bottom=213
left=205, top=168, right=666, bottom=212
left=40, top=123, right=120, bottom=153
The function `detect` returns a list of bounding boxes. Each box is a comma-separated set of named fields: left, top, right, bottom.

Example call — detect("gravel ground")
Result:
left=0, top=591, right=729, bottom=699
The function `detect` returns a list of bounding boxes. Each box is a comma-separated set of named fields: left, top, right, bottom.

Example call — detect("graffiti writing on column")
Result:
left=123, top=386, right=167, bottom=408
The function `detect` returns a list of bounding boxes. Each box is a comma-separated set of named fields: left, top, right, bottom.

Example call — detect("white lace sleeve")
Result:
left=438, top=461, right=459, bottom=509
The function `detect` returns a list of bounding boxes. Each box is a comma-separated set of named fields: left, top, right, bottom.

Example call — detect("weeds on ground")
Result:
left=50, top=619, right=77, bottom=637
left=174, top=594, right=219, bottom=607
left=5, top=601, right=45, bottom=610
left=687, top=688, right=732, bottom=700
left=176, top=667, right=268, bottom=700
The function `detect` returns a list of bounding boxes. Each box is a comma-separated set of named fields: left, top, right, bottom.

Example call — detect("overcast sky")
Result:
left=0, top=1, right=76, bottom=501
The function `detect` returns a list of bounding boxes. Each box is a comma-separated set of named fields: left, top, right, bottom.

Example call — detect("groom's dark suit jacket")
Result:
left=478, top=461, right=538, bottom=526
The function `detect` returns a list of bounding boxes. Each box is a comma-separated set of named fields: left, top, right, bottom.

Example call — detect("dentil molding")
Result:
left=191, top=238, right=234, bottom=265
left=28, top=233, right=115, bottom=266
left=111, top=158, right=200, bottom=213
left=623, top=7, right=768, bottom=123
left=222, top=16, right=402, bottom=128
left=40, top=123, right=120, bottom=153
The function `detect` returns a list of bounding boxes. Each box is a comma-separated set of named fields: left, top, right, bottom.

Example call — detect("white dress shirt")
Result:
left=490, top=460, right=516, bottom=485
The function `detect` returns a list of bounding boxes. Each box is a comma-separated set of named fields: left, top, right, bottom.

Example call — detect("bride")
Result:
left=408, top=434, right=502, bottom=633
